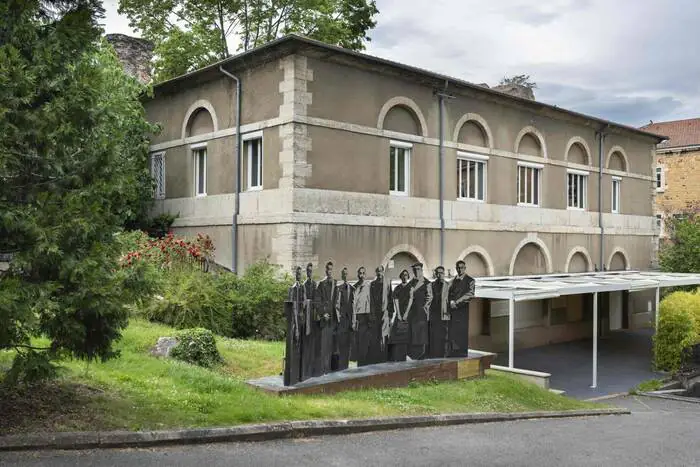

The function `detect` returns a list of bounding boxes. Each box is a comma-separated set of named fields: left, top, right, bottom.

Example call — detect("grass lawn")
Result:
left=0, top=319, right=602, bottom=435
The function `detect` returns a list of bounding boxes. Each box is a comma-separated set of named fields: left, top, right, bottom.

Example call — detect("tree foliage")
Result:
left=499, top=74, right=537, bottom=89
left=118, top=0, right=380, bottom=81
left=0, top=1, right=157, bottom=384
left=659, top=214, right=700, bottom=273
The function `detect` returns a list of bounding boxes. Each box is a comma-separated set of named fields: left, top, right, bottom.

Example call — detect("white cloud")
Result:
left=103, top=0, right=700, bottom=125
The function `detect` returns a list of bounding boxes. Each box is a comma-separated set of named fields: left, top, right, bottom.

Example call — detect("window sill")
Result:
left=195, top=193, right=208, bottom=198
left=390, top=191, right=409, bottom=197
left=457, top=197, right=486, bottom=203
left=516, top=202, right=540, bottom=208
left=567, top=207, right=586, bottom=211
left=611, top=210, right=620, bottom=214
left=247, top=186, right=263, bottom=192
left=655, top=188, right=666, bottom=193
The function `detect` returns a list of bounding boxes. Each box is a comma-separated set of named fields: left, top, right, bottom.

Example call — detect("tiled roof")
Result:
left=640, top=118, right=700, bottom=149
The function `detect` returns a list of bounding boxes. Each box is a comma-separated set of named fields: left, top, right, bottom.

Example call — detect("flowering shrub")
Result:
left=120, top=232, right=215, bottom=271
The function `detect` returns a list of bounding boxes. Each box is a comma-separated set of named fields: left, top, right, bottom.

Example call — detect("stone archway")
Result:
left=509, top=236, right=553, bottom=275
left=514, top=125, right=547, bottom=159
left=382, top=244, right=427, bottom=280
left=565, top=246, right=593, bottom=273
left=181, top=99, right=219, bottom=139
left=457, top=245, right=495, bottom=277
left=377, top=96, right=429, bottom=137
left=607, top=248, right=629, bottom=271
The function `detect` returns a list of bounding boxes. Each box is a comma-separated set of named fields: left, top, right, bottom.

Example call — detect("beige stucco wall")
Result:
left=304, top=125, right=652, bottom=216
left=145, top=60, right=284, bottom=144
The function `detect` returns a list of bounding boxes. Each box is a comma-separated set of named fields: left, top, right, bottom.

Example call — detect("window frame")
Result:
left=655, top=165, right=665, bottom=192
left=517, top=161, right=543, bottom=207
left=566, top=168, right=588, bottom=211
left=150, top=151, right=166, bottom=200
left=243, top=130, right=263, bottom=191
left=611, top=176, right=622, bottom=214
left=191, top=142, right=207, bottom=197
left=457, top=151, right=488, bottom=202
left=389, top=140, right=412, bottom=196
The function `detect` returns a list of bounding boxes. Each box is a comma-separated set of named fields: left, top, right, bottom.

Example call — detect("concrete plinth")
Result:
left=247, top=350, right=496, bottom=396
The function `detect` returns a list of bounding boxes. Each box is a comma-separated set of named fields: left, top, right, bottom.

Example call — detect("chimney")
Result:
left=105, top=34, right=154, bottom=84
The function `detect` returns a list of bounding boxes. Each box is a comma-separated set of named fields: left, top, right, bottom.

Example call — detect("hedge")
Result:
left=653, top=291, right=700, bottom=372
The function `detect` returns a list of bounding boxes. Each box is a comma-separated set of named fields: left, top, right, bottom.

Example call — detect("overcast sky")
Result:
left=102, top=0, right=698, bottom=127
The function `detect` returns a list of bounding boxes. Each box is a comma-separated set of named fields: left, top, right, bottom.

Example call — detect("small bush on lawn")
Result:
left=144, top=269, right=233, bottom=336
left=170, top=328, right=223, bottom=368
left=227, top=260, right=289, bottom=341
left=653, top=291, right=700, bottom=372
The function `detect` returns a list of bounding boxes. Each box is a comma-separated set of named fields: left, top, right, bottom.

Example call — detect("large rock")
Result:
left=150, top=337, right=179, bottom=358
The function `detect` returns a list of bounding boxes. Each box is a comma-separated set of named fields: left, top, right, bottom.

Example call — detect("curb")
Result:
left=0, top=408, right=629, bottom=452
left=583, top=392, right=629, bottom=402
left=639, top=391, right=700, bottom=404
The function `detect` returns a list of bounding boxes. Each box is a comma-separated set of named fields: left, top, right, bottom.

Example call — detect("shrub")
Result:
left=170, top=328, right=223, bottom=368
left=143, top=269, right=233, bottom=336
left=120, top=231, right=215, bottom=272
left=653, top=291, right=700, bottom=372
left=226, top=260, right=289, bottom=340
left=142, top=259, right=289, bottom=341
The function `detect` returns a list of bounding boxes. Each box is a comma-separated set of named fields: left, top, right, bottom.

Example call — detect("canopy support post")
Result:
left=591, top=292, right=599, bottom=389
left=508, top=297, right=515, bottom=368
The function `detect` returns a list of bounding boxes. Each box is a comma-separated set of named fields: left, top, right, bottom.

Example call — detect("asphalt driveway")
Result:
left=2, top=395, right=698, bottom=467
left=493, top=328, right=664, bottom=399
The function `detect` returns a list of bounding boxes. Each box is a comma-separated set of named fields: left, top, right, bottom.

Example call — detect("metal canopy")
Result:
left=474, top=270, right=700, bottom=302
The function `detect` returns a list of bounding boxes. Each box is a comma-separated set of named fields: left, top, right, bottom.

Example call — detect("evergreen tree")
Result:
left=0, top=0, right=157, bottom=384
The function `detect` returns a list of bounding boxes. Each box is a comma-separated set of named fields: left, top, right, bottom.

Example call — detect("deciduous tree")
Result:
left=118, top=0, right=379, bottom=81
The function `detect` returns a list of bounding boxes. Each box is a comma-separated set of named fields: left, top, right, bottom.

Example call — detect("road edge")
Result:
left=0, top=408, right=629, bottom=452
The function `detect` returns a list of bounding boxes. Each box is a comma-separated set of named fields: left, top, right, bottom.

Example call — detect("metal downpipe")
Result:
left=597, top=128, right=606, bottom=270
left=219, top=66, right=242, bottom=274
left=438, top=91, right=445, bottom=268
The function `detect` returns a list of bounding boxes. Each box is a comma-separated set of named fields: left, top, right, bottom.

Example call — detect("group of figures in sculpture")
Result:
left=284, top=260, right=476, bottom=386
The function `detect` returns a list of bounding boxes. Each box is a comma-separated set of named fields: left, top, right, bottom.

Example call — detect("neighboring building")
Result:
left=144, top=34, right=664, bottom=353
left=640, top=118, right=700, bottom=238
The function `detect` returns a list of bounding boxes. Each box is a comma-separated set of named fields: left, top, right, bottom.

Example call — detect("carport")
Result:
left=474, top=271, right=700, bottom=389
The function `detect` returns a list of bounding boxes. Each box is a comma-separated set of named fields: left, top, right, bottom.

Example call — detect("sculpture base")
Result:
left=247, top=350, right=496, bottom=396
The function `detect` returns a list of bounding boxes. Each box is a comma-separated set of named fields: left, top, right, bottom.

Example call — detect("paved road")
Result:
left=2, top=396, right=699, bottom=467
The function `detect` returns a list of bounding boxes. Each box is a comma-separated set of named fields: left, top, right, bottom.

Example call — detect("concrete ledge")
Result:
left=639, top=391, right=700, bottom=404
left=490, top=365, right=551, bottom=390
left=0, top=409, right=629, bottom=452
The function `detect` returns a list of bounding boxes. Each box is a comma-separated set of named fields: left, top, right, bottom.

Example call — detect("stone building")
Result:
left=144, top=34, right=666, bottom=354
left=641, top=118, right=700, bottom=238
left=105, top=33, right=154, bottom=84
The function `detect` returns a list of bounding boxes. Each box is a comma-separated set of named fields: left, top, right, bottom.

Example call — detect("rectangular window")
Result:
left=655, top=165, right=665, bottom=192
left=457, top=152, right=488, bottom=201
left=193, top=145, right=207, bottom=196
left=611, top=176, right=621, bottom=213
left=390, top=141, right=411, bottom=195
left=150, top=152, right=165, bottom=200
left=517, top=162, right=542, bottom=206
left=244, top=134, right=263, bottom=190
left=567, top=169, right=588, bottom=210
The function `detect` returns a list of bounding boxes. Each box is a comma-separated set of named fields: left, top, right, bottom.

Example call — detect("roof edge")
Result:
left=153, top=34, right=666, bottom=142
